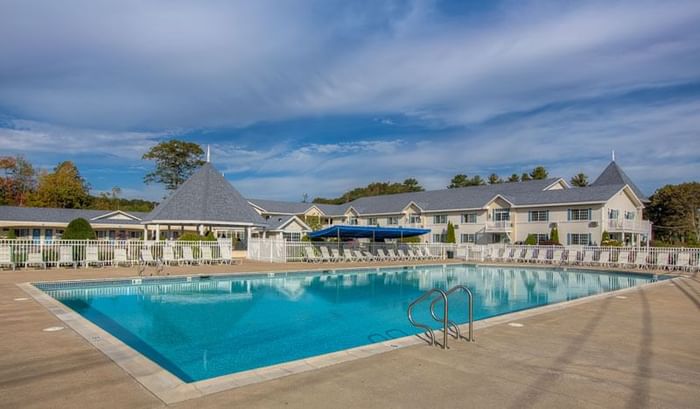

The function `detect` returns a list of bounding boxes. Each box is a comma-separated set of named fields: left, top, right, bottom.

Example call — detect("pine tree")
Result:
left=446, top=222, right=456, bottom=244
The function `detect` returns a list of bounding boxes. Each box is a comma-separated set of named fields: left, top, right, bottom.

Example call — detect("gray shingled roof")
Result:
left=591, top=161, right=647, bottom=201
left=506, top=184, right=624, bottom=206
left=0, top=206, right=147, bottom=225
left=248, top=199, right=316, bottom=214
left=264, top=214, right=311, bottom=231
left=143, top=163, right=266, bottom=225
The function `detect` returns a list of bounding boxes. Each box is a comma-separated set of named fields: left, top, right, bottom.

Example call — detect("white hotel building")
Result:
left=0, top=161, right=651, bottom=247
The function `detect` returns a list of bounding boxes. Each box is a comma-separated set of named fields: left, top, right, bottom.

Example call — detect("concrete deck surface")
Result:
left=1, top=261, right=699, bottom=408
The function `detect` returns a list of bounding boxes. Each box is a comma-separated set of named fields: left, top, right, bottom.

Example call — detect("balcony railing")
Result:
left=607, top=219, right=651, bottom=233
left=485, top=220, right=512, bottom=232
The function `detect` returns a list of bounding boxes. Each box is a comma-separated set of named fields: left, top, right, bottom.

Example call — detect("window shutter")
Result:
left=567, top=209, right=572, bottom=221
left=588, top=233, right=592, bottom=245
left=588, top=208, right=592, bottom=220
left=528, top=211, right=531, bottom=222
left=567, top=233, right=571, bottom=245
left=546, top=210, right=550, bottom=221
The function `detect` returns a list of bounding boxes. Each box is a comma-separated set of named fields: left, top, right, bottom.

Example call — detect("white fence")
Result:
left=247, top=238, right=287, bottom=263
left=463, top=244, right=700, bottom=271
left=282, top=241, right=457, bottom=263
left=0, top=239, right=234, bottom=269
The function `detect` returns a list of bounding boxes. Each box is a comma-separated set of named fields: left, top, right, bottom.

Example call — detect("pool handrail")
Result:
left=407, top=288, right=449, bottom=349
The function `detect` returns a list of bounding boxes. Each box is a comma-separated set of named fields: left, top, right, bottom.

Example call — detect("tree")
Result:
left=28, top=161, right=90, bottom=208
left=570, top=173, right=589, bottom=187
left=506, top=174, right=520, bottom=183
left=521, top=172, right=532, bottom=181
left=488, top=173, right=503, bottom=184
left=448, top=174, right=485, bottom=188
left=302, top=193, right=309, bottom=203
left=448, top=174, right=470, bottom=188
left=313, top=179, right=424, bottom=204
left=0, top=155, right=36, bottom=206
left=648, top=182, right=700, bottom=245
left=143, top=140, right=205, bottom=190
left=62, top=218, right=96, bottom=240
left=446, top=222, right=456, bottom=244
left=530, top=166, right=549, bottom=180
left=550, top=225, right=560, bottom=244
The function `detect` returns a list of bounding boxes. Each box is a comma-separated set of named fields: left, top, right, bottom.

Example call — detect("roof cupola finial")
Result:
left=206, top=145, right=211, bottom=163
left=611, top=150, right=615, bottom=162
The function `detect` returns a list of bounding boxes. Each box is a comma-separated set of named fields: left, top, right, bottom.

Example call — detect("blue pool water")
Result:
left=37, top=264, right=663, bottom=382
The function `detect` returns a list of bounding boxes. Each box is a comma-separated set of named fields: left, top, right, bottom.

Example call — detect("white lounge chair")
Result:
left=140, top=248, right=158, bottom=265
left=319, top=246, right=335, bottom=262
left=536, top=249, right=548, bottom=264
left=26, top=252, right=45, bottom=269
left=387, top=248, right=400, bottom=261
left=181, top=247, right=197, bottom=265
left=200, top=247, right=214, bottom=264
left=581, top=251, right=594, bottom=266
left=676, top=253, right=691, bottom=272
left=162, top=246, right=178, bottom=266
left=363, top=250, right=375, bottom=261
left=407, top=248, right=420, bottom=260
left=632, top=251, right=647, bottom=269
left=58, top=246, right=76, bottom=268
left=424, top=247, right=440, bottom=260
left=84, top=246, right=104, bottom=267
left=502, top=249, right=514, bottom=263
left=551, top=249, right=563, bottom=265
left=616, top=250, right=630, bottom=268
left=113, top=248, right=130, bottom=267
left=397, top=249, right=410, bottom=260
left=597, top=251, right=610, bottom=267
left=219, top=243, right=233, bottom=264
left=655, top=252, right=671, bottom=270
left=0, top=245, right=15, bottom=270
left=518, top=249, right=532, bottom=263
left=331, top=248, right=343, bottom=262
left=375, top=248, right=390, bottom=261
left=353, top=250, right=367, bottom=261
left=342, top=248, right=356, bottom=262
left=304, top=246, right=321, bottom=263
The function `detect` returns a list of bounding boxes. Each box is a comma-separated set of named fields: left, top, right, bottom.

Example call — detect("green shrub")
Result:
left=62, top=218, right=96, bottom=240
left=524, top=234, right=537, bottom=245
left=446, top=222, right=456, bottom=244
left=549, top=225, right=559, bottom=244
left=400, top=236, right=421, bottom=243
left=600, top=230, right=621, bottom=246
left=177, top=232, right=216, bottom=241
left=4, top=230, right=16, bottom=239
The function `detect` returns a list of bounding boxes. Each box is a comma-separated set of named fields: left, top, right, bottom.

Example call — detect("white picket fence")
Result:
left=0, top=239, right=234, bottom=269
left=247, top=238, right=287, bottom=263
left=462, top=244, right=700, bottom=271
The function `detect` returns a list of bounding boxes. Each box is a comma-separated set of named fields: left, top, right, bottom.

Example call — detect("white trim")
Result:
left=89, top=210, right=142, bottom=221
left=142, top=220, right=266, bottom=227
left=267, top=215, right=312, bottom=232
left=482, top=194, right=515, bottom=208
left=543, top=178, right=571, bottom=190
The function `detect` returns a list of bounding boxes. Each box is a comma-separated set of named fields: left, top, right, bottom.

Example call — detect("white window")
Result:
left=608, top=209, right=619, bottom=219
left=409, top=215, right=421, bottom=224
left=433, top=215, right=447, bottom=224
left=368, top=217, right=378, bottom=225
left=624, top=211, right=635, bottom=220
left=462, top=213, right=477, bottom=224
left=283, top=232, right=302, bottom=241
left=433, top=233, right=447, bottom=243
left=387, top=216, right=399, bottom=225
left=568, top=208, right=591, bottom=221
left=460, top=233, right=476, bottom=243
left=347, top=217, right=358, bottom=225
left=567, top=233, right=591, bottom=245
left=492, top=209, right=510, bottom=221
left=528, top=210, right=549, bottom=222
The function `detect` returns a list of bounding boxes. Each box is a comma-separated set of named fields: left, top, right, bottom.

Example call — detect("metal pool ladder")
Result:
left=407, top=285, right=475, bottom=349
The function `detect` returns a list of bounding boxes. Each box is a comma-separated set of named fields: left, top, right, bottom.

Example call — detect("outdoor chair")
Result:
left=140, top=248, right=158, bottom=266
left=655, top=252, right=671, bottom=270
left=162, top=246, right=178, bottom=266
left=397, top=249, right=410, bottom=260
left=675, top=253, right=691, bottom=271
left=200, top=246, right=214, bottom=264
left=632, top=252, right=648, bottom=269
left=581, top=251, right=594, bottom=266
left=550, top=249, right=563, bottom=265
left=616, top=250, right=630, bottom=268
left=596, top=251, right=610, bottom=267
left=26, top=252, right=45, bottom=269
left=0, top=245, right=15, bottom=270
left=113, top=248, right=130, bottom=267
left=342, top=248, right=356, bottom=262
left=319, top=246, right=335, bottom=262
left=362, top=250, right=376, bottom=261
left=304, top=246, right=321, bottom=263
left=330, top=248, right=343, bottom=262
left=181, top=247, right=197, bottom=265
left=536, top=249, right=548, bottom=264
left=84, top=246, right=105, bottom=267
left=353, top=250, right=367, bottom=261
left=58, top=246, right=76, bottom=268
left=375, top=248, right=390, bottom=261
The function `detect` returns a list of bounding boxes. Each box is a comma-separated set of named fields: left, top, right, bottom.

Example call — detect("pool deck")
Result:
left=1, top=260, right=699, bottom=408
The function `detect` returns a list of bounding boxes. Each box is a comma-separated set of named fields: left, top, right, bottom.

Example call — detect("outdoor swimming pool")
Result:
left=36, top=264, right=664, bottom=382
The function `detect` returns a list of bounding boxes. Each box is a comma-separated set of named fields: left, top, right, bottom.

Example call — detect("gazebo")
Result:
left=141, top=162, right=267, bottom=243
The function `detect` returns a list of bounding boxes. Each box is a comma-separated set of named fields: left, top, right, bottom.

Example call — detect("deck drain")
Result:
left=13, top=297, right=29, bottom=301
left=615, top=295, right=628, bottom=299
left=42, top=326, right=65, bottom=332
left=508, top=323, right=524, bottom=328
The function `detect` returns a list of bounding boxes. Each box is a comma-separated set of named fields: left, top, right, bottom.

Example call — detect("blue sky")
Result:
left=1, top=0, right=699, bottom=201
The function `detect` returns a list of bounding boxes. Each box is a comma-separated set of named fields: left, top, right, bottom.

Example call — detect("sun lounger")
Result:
left=331, top=248, right=343, bottom=262
left=655, top=252, right=671, bottom=270
left=536, top=249, right=548, bottom=264
left=616, top=250, right=630, bottom=267
left=162, top=245, right=178, bottom=265
left=26, top=251, right=45, bottom=269
left=407, top=248, right=420, bottom=260
left=200, top=246, right=214, bottom=264
left=597, top=251, right=610, bottom=267
left=304, top=246, right=321, bottom=263
left=140, top=248, right=158, bottom=265
left=581, top=251, right=594, bottom=266
left=58, top=246, right=76, bottom=268
left=353, top=250, right=367, bottom=261
left=219, top=243, right=233, bottom=264
left=342, top=248, right=356, bottom=262
left=676, top=253, right=691, bottom=271
left=84, top=246, right=105, bottom=267
left=632, top=251, right=647, bottom=269
left=397, top=249, right=410, bottom=260
left=113, top=248, right=130, bottom=266
left=517, top=249, right=531, bottom=263
left=363, top=250, right=376, bottom=261
left=181, top=247, right=197, bottom=265
left=551, top=249, right=563, bottom=265
left=319, top=246, right=335, bottom=262
left=0, top=245, right=14, bottom=270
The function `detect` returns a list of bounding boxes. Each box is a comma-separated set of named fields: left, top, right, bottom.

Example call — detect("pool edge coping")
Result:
left=17, top=267, right=681, bottom=405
